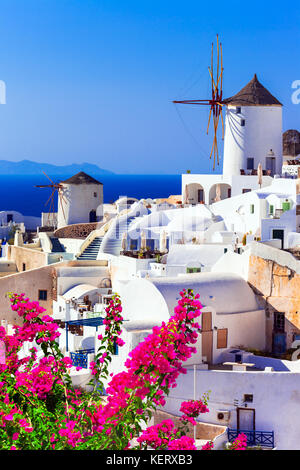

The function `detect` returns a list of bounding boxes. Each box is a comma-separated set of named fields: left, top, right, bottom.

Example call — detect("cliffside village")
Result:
left=1, top=75, right=300, bottom=449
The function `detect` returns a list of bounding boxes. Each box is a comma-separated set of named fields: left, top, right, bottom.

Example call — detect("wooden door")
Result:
left=202, top=312, right=212, bottom=331
left=202, top=312, right=213, bottom=363
left=237, top=408, right=255, bottom=431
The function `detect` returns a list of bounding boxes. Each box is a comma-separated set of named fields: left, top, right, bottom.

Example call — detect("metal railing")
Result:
left=70, top=349, right=95, bottom=369
left=227, top=428, right=274, bottom=448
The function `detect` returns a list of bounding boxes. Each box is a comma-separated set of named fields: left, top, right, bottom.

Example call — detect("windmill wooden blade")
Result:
left=35, top=172, right=61, bottom=228
left=42, top=171, right=55, bottom=185
left=45, top=189, right=56, bottom=207
left=172, top=34, right=224, bottom=170
left=207, top=108, right=212, bottom=135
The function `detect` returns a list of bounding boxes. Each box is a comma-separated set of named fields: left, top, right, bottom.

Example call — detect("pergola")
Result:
left=65, top=317, right=104, bottom=353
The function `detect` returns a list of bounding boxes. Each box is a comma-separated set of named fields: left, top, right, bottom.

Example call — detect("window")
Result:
left=187, top=267, right=201, bottom=273
left=269, top=204, right=274, bottom=215
left=250, top=204, right=255, bottom=214
left=217, top=329, right=228, bottom=349
left=93, top=192, right=97, bottom=198
left=247, top=158, right=254, bottom=170
left=282, top=201, right=291, bottom=212
left=240, top=119, right=245, bottom=126
left=22, top=263, right=26, bottom=272
left=236, top=106, right=241, bottom=114
left=244, top=394, right=253, bottom=403
left=274, top=312, right=285, bottom=333
left=242, top=188, right=251, bottom=193
left=38, top=290, right=48, bottom=301
left=7, top=214, right=13, bottom=223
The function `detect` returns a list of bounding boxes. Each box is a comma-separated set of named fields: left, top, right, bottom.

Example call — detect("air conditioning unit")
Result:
left=216, top=410, right=230, bottom=422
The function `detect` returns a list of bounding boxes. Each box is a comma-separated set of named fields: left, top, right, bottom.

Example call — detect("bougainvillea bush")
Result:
left=0, top=290, right=245, bottom=450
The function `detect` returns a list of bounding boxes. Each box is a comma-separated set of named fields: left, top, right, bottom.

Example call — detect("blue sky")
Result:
left=0, top=0, right=299, bottom=174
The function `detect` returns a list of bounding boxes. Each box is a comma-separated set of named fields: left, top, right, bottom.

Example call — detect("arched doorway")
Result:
left=89, top=210, right=97, bottom=222
left=185, top=183, right=205, bottom=205
left=209, top=183, right=232, bottom=204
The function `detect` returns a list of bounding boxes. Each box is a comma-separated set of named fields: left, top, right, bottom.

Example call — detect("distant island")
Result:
left=0, top=159, right=114, bottom=175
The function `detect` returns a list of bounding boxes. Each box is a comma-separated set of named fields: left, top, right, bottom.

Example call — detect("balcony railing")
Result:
left=70, top=348, right=95, bottom=369
left=227, top=428, right=274, bottom=448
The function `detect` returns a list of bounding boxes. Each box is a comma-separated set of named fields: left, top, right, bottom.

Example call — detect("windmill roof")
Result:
left=223, top=74, right=282, bottom=107
left=60, top=171, right=103, bottom=185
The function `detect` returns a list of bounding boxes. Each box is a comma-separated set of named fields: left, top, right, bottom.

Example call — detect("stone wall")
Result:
left=7, top=245, right=47, bottom=272
left=248, top=253, right=300, bottom=351
left=0, top=265, right=56, bottom=325
left=54, top=223, right=98, bottom=239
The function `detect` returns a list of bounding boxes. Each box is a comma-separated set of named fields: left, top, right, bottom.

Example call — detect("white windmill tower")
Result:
left=57, top=172, right=103, bottom=229
left=222, top=74, right=283, bottom=178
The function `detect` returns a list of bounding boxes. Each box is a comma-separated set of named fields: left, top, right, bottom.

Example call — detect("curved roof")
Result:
left=151, top=272, right=259, bottom=315
left=62, top=284, right=100, bottom=300
left=60, top=171, right=103, bottom=185
left=167, top=206, right=213, bottom=232
left=115, top=196, right=138, bottom=204
left=119, top=279, right=170, bottom=331
left=120, top=273, right=260, bottom=332
left=223, top=74, right=282, bottom=107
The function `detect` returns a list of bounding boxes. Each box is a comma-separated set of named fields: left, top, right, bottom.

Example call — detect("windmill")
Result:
left=35, top=171, right=67, bottom=228
left=173, top=35, right=225, bottom=170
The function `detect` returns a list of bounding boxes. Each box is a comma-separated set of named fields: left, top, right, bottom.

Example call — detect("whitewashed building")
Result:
left=182, top=74, right=282, bottom=206
left=57, top=172, right=103, bottom=229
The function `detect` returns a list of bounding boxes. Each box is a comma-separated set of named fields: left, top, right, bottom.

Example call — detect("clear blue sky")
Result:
left=0, top=0, right=299, bottom=174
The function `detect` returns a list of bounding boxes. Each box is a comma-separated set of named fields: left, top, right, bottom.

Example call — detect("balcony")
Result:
left=70, top=348, right=95, bottom=369
left=227, top=428, right=275, bottom=448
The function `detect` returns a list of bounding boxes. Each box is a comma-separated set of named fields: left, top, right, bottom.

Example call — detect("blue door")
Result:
left=272, top=332, right=286, bottom=354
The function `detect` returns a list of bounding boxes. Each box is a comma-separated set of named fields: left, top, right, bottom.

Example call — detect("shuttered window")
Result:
left=217, top=328, right=228, bottom=349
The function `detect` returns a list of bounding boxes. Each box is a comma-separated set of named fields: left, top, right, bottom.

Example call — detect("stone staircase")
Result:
left=102, top=216, right=136, bottom=256
left=77, top=237, right=103, bottom=260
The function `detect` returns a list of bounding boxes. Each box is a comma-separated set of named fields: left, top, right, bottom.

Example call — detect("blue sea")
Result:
left=0, top=174, right=182, bottom=217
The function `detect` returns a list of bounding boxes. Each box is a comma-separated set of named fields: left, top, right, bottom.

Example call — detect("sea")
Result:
left=0, top=174, right=182, bottom=217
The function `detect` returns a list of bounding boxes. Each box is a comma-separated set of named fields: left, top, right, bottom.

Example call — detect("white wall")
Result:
left=261, top=208, right=296, bottom=249
left=56, top=266, right=110, bottom=295
left=57, top=183, right=103, bottom=228
left=164, top=368, right=300, bottom=450
left=58, top=238, right=84, bottom=254
left=223, top=105, right=282, bottom=177
left=211, top=251, right=250, bottom=280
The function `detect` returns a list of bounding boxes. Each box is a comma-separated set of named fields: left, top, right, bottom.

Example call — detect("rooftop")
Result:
left=60, top=171, right=103, bottom=185
left=223, top=74, right=282, bottom=107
